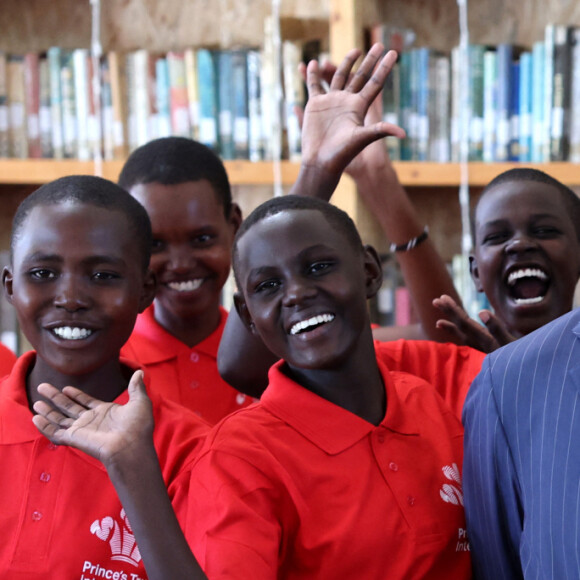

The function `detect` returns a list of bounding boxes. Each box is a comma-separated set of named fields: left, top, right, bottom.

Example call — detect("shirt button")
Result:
left=407, top=495, right=416, bottom=506
left=46, top=442, right=57, bottom=451
left=190, top=380, right=200, bottom=389
left=190, top=352, right=200, bottom=363
left=236, top=393, right=247, bottom=405
left=39, top=472, right=51, bottom=483
left=31, top=511, right=43, bottom=521
left=389, top=462, right=399, bottom=472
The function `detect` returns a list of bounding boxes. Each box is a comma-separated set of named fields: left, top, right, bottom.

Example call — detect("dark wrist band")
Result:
left=389, top=226, right=429, bottom=253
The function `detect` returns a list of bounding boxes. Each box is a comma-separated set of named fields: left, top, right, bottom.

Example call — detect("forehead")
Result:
left=236, top=209, right=354, bottom=273
left=14, top=202, right=138, bottom=263
left=130, top=180, right=225, bottom=226
left=476, top=180, right=571, bottom=226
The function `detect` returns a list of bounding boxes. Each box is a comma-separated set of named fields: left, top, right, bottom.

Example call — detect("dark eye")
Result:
left=29, top=268, right=56, bottom=280
left=151, top=239, right=165, bottom=253
left=482, top=232, right=509, bottom=245
left=534, top=226, right=560, bottom=238
left=255, top=279, right=280, bottom=293
left=308, top=261, right=333, bottom=274
left=192, top=234, right=214, bottom=246
left=92, top=271, right=121, bottom=281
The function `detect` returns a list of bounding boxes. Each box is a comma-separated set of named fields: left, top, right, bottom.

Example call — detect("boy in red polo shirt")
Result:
left=118, top=137, right=254, bottom=424
left=33, top=46, right=484, bottom=580
left=0, top=175, right=208, bottom=579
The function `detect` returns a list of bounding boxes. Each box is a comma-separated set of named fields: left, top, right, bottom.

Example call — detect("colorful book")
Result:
left=47, top=47, right=64, bottom=159
left=7, top=55, right=27, bottom=159
left=428, top=53, right=450, bottom=162
left=107, top=51, right=127, bottom=159
left=569, top=29, right=580, bottom=163
left=543, top=24, right=555, bottom=161
left=482, top=48, right=497, bottom=161
left=39, top=55, right=53, bottom=158
left=231, top=49, right=250, bottom=160
left=100, top=56, right=115, bottom=160
left=0, top=51, right=8, bottom=157
left=184, top=48, right=200, bottom=141
left=196, top=48, right=219, bottom=152
left=495, top=43, right=513, bottom=161
left=154, top=56, right=172, bottom=138
left=398, top=51, right=412, bottom=160
left=531, top=41, right=545, bottom=162
left=217, top=50, right=235, bottom=159
left=73, top=48, right=90, bottom=160
left=60, top=50, right=77, bottom=158
left=508, top=60, right=520, bottom=161
left=416, top=47, right=430, bottom=161
left=468, top=45, right=485, bottom=161
left=246, top=49, right=263, bottom=162
left=518, top=51, right=533, bottom=162
left=282, top=41, right=303, bottom=162
left=24, top=52, right=42, bottom=158
left=167, top=51, right=191, bottom=139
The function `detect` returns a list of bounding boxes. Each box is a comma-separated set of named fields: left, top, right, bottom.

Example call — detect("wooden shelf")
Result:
left=2, top=159, right=580, bottom=188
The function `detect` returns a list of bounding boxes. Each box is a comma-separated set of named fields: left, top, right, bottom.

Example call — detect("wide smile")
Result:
left=505, top=266, right=550, bottom=306
left=51, top=326, right=94, bottom=341
left=289, top=313, right=335, bottom=336
left=165, top=279, right=204, bottom=293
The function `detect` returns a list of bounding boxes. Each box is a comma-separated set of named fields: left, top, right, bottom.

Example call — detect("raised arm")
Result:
left=32, top=372, right=208, bottom=580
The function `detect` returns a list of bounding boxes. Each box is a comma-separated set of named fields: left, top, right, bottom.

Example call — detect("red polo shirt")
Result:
left=121, top=305, right=255, bottom=424
left=0, top=343, right=16, bottom=379
left=0, top=351, right=208, bottom=580
left=186, top=340, right=484, bottom=579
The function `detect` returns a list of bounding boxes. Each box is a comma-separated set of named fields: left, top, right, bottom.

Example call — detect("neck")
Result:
left=284, top=336, right=386, bottom=426
left=26, top=355, right=130, bottom=411
left=153, top=301, right=222, bottom=348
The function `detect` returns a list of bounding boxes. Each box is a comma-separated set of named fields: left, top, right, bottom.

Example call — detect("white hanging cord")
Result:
left=270, top=0, right=283, bottom=197
left=456, top=0, right=474, bottom=310
left=90, top=0, right=103, bottom=177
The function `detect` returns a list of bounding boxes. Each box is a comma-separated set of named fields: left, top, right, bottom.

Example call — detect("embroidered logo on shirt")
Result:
left=439, top=463, right=464, bottom=506
left=90, top=508, right=142, bottom=566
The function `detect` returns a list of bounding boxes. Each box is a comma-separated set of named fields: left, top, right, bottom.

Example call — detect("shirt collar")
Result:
left=261, top=351, right=419, bottom=456
left=127, top=304, right=227, bottom=364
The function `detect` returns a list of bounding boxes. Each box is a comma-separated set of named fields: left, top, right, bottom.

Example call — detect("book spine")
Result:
left=282, top=41, right=303, bottom=162
left=184, top=48, right=199, bottom=141
left=495, top=43, right=513, bottom=161
left=429, top=54, right=450, bottom=162
left=450, top=47, right=461, bottom=162
left=196, top=48, right=219, bottom=152
left=167, top=51, right=191, bottom=139
left=8, top=55, right=28, bottom=159
left=47, top=47, right=64, bottom=159
left=0, top=51, right=8, bottom=157
left=247, top=49, right=263, bottom=162
left=569, top=29, right=580, bottom=163
left=132, top=49, right=153, bottom=147
left=24, top=52, right=42, bottom=158
left=468, top=44, right=485, bottom=161
left=398, top=51, right=412, bottom=160
left=38, top=55, right=53, bottom=158
left=482, top=48, right=497, bottom=161
left=217, top=50, right=234, bottom=159
left=531, top=41, right=545, bottom=162
left=154, top=56, right=172, bottom=138
left=416, top=47, right=430, bottom=161
left=231, top=49, right=250, bottom=160
left=543, top=24, right=555, bottom=162
left=508, top=60, right=520, bottom=161
left=73, top=49, right=90, bottom=160
left=107, top=51, right=126, bottom=159
left=550, top=25, right=573, bottom=161
left=518, top=51, right=533, bottom=162
left=60, top=51, right=77, bottom=158
left=100, top=56, right=114, bottom=160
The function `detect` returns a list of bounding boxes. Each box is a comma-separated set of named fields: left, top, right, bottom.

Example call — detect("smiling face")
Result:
left=471, top=180, right=580, bottom=337
left=130, top=180, right=240, bottom=334
left=234, top=208, right=381, bottom=372
left=3, top=202, right=154, bottom=379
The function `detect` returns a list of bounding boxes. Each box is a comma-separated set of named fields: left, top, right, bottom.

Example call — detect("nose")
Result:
left=504, top=233, right=538, bottom=254
left=53, top=275, right=90, bottom=312
left=281, top=277, right=317, bottom=307
left=167, top=245, right=194, bottom=272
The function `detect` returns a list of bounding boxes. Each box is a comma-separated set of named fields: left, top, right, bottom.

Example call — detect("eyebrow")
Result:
left=481, top=213, right=560, bottom=227
left=21, top=253, right=127, bottom=267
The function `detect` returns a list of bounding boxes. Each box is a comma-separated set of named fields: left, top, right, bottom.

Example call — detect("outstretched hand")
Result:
left=433, top=294, right=516, bottom=353
left=32, top=370, right=154, bottom=469
left=299, top=44, right=405, bottom=189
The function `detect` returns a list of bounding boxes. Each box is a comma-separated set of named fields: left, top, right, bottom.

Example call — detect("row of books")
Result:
left=0, top=38, right=311, bottom=162
left=378, top=23, right=580, bottom=163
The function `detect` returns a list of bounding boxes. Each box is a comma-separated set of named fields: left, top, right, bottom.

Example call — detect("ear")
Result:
left=362, top=245, right=383, bottom=299
left=138, top=269, right=157, bottom=313
left=228, top=203, right=243, bottom=236
left=2, top=266, right=14, bottom=305
left=469, top=254, right=484, bottom=292
left=233, top=291, right=259, bottom=337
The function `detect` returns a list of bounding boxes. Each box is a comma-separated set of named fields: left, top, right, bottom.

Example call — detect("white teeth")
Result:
left=53, top=327, right=93, bottom=340
left=507, top=268, right=548, bottom=286
left=514, top=296, right=544, bottom=305
left=167, top=279, right=203, bottom=292
left=290, top=313, right=335, bottom=335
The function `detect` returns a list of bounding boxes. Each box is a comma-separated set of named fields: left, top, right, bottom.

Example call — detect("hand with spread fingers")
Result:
left=434, top=294, right=516, bottom=353
left=291, top=43, right=405, bottom=200
left=32, top=370, right=154, bottom=468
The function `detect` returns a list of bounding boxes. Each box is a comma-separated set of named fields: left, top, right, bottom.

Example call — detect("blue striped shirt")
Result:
left=463, top=308, right=580, bottom=579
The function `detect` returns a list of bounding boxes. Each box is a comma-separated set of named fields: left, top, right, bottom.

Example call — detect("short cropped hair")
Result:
left=232, top=195, right=364, bottom=287
left=472, top=167, right=580, bottom=243
left=118, top=137, right=233, bottom=216
left=11, top=175, right=152, bottom=272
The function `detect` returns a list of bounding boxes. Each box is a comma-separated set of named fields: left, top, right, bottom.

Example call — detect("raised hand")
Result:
left=433, top=294, right=515, bottom=353
left=32, top=370, right=154, bottom=468
left=293, top=44, right=405, bottom=200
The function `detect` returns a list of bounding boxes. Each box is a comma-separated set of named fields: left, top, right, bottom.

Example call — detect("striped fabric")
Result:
left=463, top=308, right=580, bottom=580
